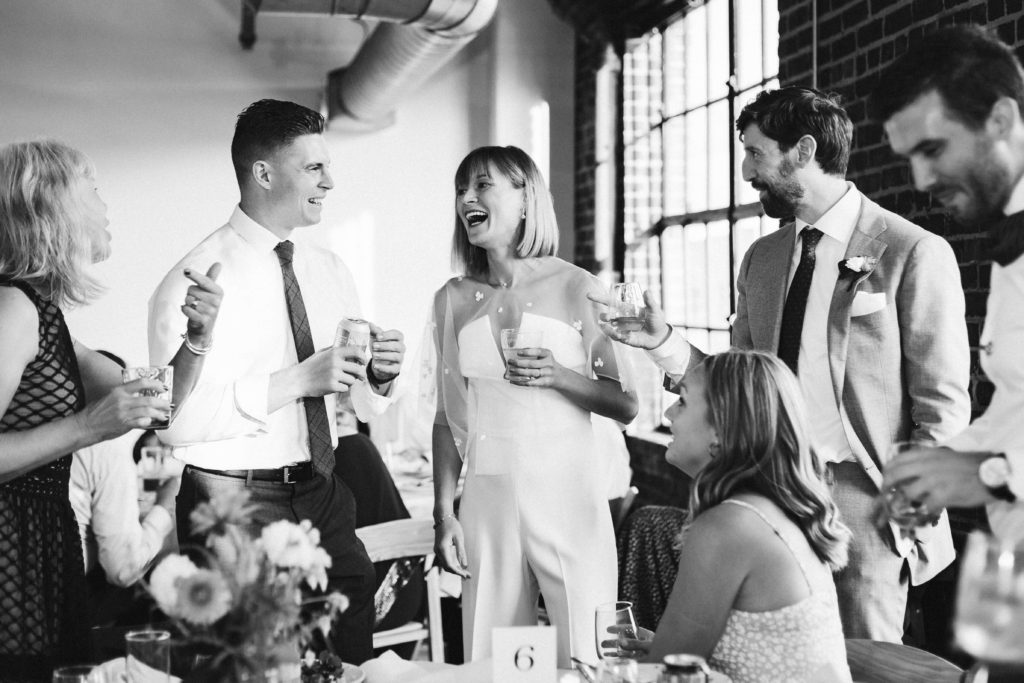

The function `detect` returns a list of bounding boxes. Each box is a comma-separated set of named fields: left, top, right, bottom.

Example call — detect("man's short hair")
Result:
left=230, top=99, right=325, bottom=185
left=871, top=24, right=1024, bottom=130
left=736, top=87, right=853, bottom=176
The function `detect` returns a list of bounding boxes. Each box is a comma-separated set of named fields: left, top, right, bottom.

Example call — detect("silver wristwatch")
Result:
left=979, top=454, right=1017, bottom=503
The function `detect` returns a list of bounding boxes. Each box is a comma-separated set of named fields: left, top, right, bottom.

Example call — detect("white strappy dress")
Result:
left=708, top=499, right=852, bottom=683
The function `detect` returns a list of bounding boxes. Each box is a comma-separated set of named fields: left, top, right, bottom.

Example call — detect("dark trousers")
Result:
left=177, top=467, right=376, bottom=664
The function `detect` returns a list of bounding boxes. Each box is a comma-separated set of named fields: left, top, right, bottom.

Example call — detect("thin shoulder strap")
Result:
left=721, top=498, right=813, bottom=590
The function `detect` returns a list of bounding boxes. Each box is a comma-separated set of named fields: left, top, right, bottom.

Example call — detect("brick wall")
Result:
left=778, top=0, right=1024, bottom=416
left=571, top=0, right=1024, bottom=508
left=573, top=34, right=607, bottom=272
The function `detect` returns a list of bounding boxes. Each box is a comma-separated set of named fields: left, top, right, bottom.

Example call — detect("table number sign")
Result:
left=492, top=625, right=557, bottom=682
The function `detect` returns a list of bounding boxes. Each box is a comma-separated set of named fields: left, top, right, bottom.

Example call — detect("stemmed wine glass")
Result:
left=594, top=601, right=638, bottom=661
left=954, top=532, right=1024, bottom=679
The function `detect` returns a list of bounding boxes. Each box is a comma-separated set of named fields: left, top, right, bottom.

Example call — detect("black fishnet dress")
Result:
left=0, top=281, right=91, bottom=681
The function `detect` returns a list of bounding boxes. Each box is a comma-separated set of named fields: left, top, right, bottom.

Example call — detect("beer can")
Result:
left=659, top=654, right=709, bottom=683
left=334, top=317, right=372, bottom=362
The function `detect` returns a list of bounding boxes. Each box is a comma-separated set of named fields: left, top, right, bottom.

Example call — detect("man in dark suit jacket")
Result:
left=601, top=87, right=971, bottom=642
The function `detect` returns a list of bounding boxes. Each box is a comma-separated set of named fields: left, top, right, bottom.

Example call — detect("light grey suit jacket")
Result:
left=731, top=191, right=971, bottom=583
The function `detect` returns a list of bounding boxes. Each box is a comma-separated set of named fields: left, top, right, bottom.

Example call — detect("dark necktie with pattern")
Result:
left=777, top=227, right=823, bottom=374
left=274, top=240, right=335, bottom=477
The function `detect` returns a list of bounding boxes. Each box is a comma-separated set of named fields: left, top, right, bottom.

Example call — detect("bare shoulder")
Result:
left=0, top=285, right=39, bottom=364
left=0, top=285, right=39, bottom=328
left=687, top=500, right=769, bottom=550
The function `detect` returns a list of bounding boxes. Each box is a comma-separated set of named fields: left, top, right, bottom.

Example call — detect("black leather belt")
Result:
left=187, top=461, right=315, bottom=484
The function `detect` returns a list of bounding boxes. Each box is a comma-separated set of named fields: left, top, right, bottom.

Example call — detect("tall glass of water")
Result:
left=594, top=601, right=637, bottom=661
left=954, top=532, right=1024, bottom=675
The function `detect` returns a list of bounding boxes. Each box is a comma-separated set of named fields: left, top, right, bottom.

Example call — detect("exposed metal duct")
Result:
left=253, top=0, right=499, bottom=128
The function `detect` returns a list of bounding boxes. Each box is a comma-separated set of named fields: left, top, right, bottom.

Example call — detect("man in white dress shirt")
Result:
left=874, top=25, right=1024, bottom=542
left=148, top=99, right=405, bottom=662
left=600, top=88, right=971, bottom=642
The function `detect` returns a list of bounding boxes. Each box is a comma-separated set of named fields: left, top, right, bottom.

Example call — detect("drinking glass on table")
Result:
left=609, top=283, right=646, bottom=332
left=121, top=366, right=173, bottom=430
left=595, top=601, right=637, bottom=661
left=595, top=656, right=639, bottom=683
left=125, top=629, right=170, bottom=682
left=954, top=532, right=1024, bottom=677
left=499, top=328, right=543, bottom=381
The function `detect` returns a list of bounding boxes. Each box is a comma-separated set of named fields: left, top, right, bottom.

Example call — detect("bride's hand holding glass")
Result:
left=506, top=346, right=562, bottom=388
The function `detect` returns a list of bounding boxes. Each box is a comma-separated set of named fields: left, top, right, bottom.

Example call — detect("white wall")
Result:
left=0, top=0, right=575, bottom=450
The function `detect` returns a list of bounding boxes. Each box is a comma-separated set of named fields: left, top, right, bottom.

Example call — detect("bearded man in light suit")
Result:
left=600, top=87, right=971, bottom=642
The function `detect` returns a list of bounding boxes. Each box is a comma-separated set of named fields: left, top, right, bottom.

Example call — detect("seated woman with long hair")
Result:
left=623, top=350, right=851, bottom=682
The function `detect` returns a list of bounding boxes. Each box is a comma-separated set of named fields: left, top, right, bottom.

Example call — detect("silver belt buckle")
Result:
left=282, top=466, right=293, bottom=484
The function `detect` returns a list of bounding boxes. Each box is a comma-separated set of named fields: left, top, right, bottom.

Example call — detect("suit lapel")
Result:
left=827, top=197, right=889, bottom=402
left=748, top=224, right=796, bottom=349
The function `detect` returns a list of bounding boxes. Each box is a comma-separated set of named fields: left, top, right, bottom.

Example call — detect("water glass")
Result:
left=499, top=328, right=544, bottom=379
left=595, top=656, right=639, bottom=683
left=121, top=366, right=173, bottom=430
left=52, top=666, right=99, bottom=683
left=954, top=532, right=1024, bottom=667
left=125, top=629, right=171, bottom=682
left=609, top=283, right=646, bottom=332
left=594, top=601, right=637, bottom=661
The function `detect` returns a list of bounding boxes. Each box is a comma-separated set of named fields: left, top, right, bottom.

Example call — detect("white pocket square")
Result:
left=850, top=291, right=887, bottom=317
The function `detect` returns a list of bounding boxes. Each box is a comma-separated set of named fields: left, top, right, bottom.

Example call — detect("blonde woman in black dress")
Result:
left=0, top=140, right=222, bottom=679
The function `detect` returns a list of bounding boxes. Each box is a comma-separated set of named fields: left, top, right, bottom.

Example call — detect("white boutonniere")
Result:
left=838, top=256, right=878, bottom=290
left=839, top=256, right=878, bottom=275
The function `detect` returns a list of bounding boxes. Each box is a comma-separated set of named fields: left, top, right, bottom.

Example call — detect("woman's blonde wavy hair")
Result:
left=0, top=140, right=103, bottom=307
left=451, top=146, right=559, bottom=278
left=687, top=350, right=850, bottom=570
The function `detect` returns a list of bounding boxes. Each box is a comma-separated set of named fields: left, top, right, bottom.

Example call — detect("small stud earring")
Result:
left=521, top=211, right=526, bottom=220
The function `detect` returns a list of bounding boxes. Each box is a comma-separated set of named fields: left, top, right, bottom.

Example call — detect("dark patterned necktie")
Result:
left=777, top=227, right=823, bottom=373
left=274, top=240, right=335, bottom=477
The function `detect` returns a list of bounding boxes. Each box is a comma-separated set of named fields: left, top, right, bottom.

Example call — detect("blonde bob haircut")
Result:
left=451, top=145, right=559, bottom=278
left=0, top=140, right=102, bottom=307
left=688, top=350, right=851, bottom=570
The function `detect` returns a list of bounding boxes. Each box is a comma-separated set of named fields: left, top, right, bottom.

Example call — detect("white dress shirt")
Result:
left=69, top=440, right=173, bottom=587
left=790, top=183, right=870, bottom=466
left=945, top=177, right=1024, bottom=541
left=649, top=184, right=869, bottom=466
left=148, top=206, right=392, bottom=470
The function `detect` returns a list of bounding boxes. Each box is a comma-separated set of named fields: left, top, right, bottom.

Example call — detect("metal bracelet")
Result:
left=181, top=331, right=213, bottom=356
left=432, top=512, right=456, bottom=529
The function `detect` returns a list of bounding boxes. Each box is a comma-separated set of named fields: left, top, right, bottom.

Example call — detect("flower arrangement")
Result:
left=146, top=489, right=349, bottom=682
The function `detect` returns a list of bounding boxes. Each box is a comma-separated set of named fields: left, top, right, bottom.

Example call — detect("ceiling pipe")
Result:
left=253, top=0, right=499, bottom=129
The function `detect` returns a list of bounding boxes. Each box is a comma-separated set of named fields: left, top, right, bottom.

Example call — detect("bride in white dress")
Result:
left=430, top=146, right=638, bottom=667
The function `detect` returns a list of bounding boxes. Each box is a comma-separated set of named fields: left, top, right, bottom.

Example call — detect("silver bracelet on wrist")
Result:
left=433, top=512, right=456, bottom=529
left=181, top=331, right=213, bottom=356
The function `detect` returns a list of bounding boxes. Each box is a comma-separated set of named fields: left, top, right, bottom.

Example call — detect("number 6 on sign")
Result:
left=493, top=626, right=557, bottom=682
